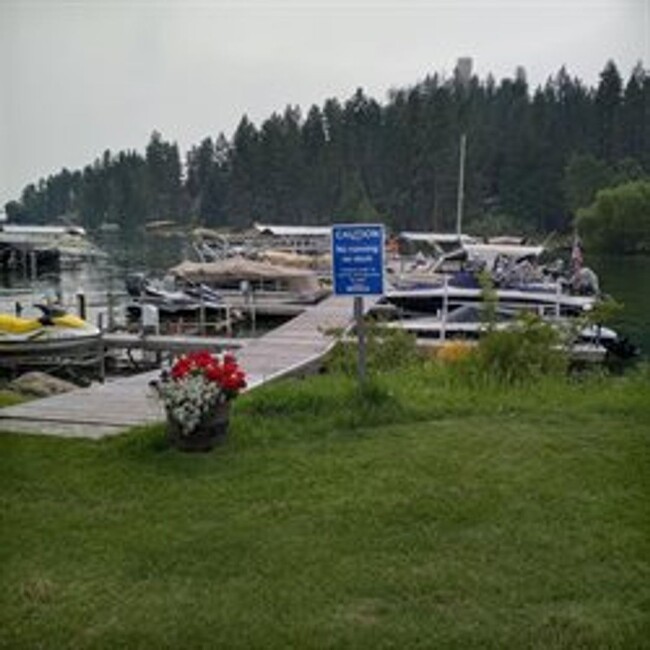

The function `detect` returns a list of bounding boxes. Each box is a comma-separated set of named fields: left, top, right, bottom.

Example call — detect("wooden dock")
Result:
left=102, top=332, right=249, bottom=354
left=0, top=295, right=377, bottom=438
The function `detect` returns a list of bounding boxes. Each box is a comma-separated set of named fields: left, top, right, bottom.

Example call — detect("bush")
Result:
left=435, top=340, right=476, bottom=364
left=0, top=389, right=27, bottom=408
left=460, top=314, right=569, bottom=385
left=576, top=180, right=650, bottom=253
left=325, top=322, right=422, bottom=376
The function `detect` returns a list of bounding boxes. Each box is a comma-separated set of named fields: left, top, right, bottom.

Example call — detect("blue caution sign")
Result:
left=331, top=224, right=385, bottom=296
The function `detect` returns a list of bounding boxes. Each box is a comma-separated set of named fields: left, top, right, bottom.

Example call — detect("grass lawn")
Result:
left=1, top=366, right=649, bottom=649
left=0, top=389, right=26, bottom=408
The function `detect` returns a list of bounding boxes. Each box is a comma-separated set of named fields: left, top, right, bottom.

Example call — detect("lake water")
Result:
left=1, top=236, right=649, bottom=358
left=589, top=254, right=650, bottom=358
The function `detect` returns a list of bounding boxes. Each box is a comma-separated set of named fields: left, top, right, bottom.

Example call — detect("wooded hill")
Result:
left=4, top=60, right=649, bottom=238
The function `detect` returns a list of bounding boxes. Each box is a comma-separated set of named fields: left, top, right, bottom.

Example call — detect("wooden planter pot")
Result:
left=166, top=402, right=230, bottom=452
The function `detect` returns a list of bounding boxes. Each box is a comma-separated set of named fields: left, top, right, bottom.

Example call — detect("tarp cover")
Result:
left=169, top=256, right=321, bottom=293
left=259, top=250, right=331, bottom=269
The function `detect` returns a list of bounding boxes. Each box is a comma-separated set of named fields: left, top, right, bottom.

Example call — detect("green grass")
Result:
left=1, top=365, right=649, bottom=649
left=0, top=389, right=26, bottom=408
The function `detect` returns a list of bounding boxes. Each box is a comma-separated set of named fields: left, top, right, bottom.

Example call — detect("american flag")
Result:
left=571, top=234, right=583, bottom=271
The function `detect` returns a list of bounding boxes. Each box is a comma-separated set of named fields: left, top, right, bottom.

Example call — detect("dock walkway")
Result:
left=0, top=295, right=376, bottom=438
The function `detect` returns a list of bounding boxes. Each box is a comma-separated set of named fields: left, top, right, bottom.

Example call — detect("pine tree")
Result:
left=595, top=60, right=623, bottom=162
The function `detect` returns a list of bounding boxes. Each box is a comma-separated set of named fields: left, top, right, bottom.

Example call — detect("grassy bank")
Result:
left=0, top=389, right=26, bottom=408
left=1, top=365, right=649, bottom=649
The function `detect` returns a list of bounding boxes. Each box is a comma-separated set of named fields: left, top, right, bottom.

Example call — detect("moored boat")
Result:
left=0, top=304, right=100, bottom=355
left=384, top=239, right=600, bottom=318
left=167, top=256, right=331, bottom=308
left=379, top=303, right=638, bottom=362
left=124, top=274, right=226, bottom=318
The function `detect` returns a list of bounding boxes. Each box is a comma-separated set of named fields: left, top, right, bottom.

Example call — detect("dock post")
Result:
left=241, top=280, right=255, bottom=336
left=199, top=287, right=206, bottom=336
left=98, top=336, right=106, bottom=383
left=76, top=291, right=87, bottom=320
left=441, top=275, right=448, bottom=342
left=107, top=291, right=115, bottom=331
left=250, top=291, right=256, bottom=336
left=225, top=305, right=232, bottom=337
left=29, top=251, right=38, bottom=280
left=354, top=296, right=366, bottom=383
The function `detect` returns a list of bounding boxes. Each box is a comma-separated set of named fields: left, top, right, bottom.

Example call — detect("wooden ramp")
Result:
left=0, top=295, right=375, bottom=438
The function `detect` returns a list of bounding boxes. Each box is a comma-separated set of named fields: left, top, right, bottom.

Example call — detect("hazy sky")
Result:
left=1, top=0, right=647, bottom=209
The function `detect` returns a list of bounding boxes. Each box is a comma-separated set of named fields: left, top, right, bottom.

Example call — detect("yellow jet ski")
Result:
left=0, top=304, right=100, bottom=355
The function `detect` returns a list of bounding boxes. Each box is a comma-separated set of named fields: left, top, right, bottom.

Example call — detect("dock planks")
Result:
left=0, top=295, right=378, bottom=438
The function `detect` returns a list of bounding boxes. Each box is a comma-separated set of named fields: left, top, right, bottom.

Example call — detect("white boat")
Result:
left=380, top=303, right=636, bottom=362
left=384, top=280, right=596, bottom=319
left=384, top=240, right=598, bottom=318
left=167, top=256, right=330, bottom=309
left=124, top=274, right=227, bottom=317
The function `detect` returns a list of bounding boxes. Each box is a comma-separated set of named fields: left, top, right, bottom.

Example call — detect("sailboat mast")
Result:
left=455, top=133, right=466, bottom=238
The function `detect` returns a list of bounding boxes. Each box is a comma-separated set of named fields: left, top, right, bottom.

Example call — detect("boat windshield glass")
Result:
left=446, top=305, right=516, bottom=323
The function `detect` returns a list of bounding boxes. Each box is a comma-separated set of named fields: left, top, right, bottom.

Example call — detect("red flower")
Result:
left=171, top=356, right=192, bottom=379
left=167, top=350, right=246, bottom=398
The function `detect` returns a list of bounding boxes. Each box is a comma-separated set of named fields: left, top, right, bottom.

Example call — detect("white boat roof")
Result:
left=464, top=243, right=544, bottom=263
left=0, top=224, right=86, bottom=236
left=487, top=236, right=527, bottom=245
left=168, top=256, right=318, bottom=281
left=385, top=284, right=595, bottom=307
left=253, top=223, right=332, bottom=237
left=398, top=231, right=479, bottom=245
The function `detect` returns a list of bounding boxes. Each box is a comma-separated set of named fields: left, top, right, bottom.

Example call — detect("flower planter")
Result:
left=153, top=350, right=246, bottom=452
left=166, top=402, right=230, bottom=452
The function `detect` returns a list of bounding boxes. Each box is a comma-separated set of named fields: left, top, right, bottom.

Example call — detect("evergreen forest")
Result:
left=4, top=60, right=649, bottom=242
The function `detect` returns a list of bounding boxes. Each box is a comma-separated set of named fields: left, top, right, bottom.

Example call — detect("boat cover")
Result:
left=168, top=256, right=321, bottom=293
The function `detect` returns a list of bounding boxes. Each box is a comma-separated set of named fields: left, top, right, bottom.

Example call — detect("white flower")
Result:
left=156, top=374, right=222, bottom=436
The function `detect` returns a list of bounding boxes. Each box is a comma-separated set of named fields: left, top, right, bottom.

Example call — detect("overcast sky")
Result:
left=1, top=0, right=647, bottom=210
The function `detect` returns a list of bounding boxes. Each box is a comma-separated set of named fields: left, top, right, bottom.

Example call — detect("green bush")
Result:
left=576, top=179, right=650, bottom=253
left=461, top=314, right=569, bottom=385
left=0, top=389, right=27, bottom=408
left=325, top=322, right=422, bottom=376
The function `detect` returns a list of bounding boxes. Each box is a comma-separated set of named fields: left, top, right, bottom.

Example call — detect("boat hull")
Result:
left=0, top=333, right=101, bottom=356
left=384, top=285, right=595, bottom=318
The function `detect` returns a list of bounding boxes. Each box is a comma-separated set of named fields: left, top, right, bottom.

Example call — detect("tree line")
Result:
left=4, top=60, right=649, bottom=240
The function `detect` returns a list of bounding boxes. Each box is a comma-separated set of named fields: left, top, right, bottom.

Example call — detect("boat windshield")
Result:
left=446, top=304, right=516, bottom=323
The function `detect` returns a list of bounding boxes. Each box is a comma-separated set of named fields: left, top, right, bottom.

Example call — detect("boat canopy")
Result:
left=168, top=256, right=322, bottom=292
left=191, top=227, right=252, bottom=239
left=258, top=249, right=331, bottom=269
left=253, top=223, right=332, bottom=237
left=398, top=232, right=479, bottom=245
left=464, top=243, right=544, bottom=268
left=0, top=224, right=86, bottom=236
left=486, top=236, right=528, bottom=245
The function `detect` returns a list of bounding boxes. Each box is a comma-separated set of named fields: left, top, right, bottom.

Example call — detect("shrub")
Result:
left=436, top=340, right=476, bottom=364
left=463, top=314, right=569, bottom=385
left=0, top=389, right=26, bottom=408
left=325, top=322, right=422, bottom=375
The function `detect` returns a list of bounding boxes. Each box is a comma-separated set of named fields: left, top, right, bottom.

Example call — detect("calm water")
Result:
left=589, top=254, right=650, bottom=358
left=1, top=236, right=649, bottom=358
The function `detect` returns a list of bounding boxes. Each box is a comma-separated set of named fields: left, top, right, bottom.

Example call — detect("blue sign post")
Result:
left=331, top=224, right=385, bottom=383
